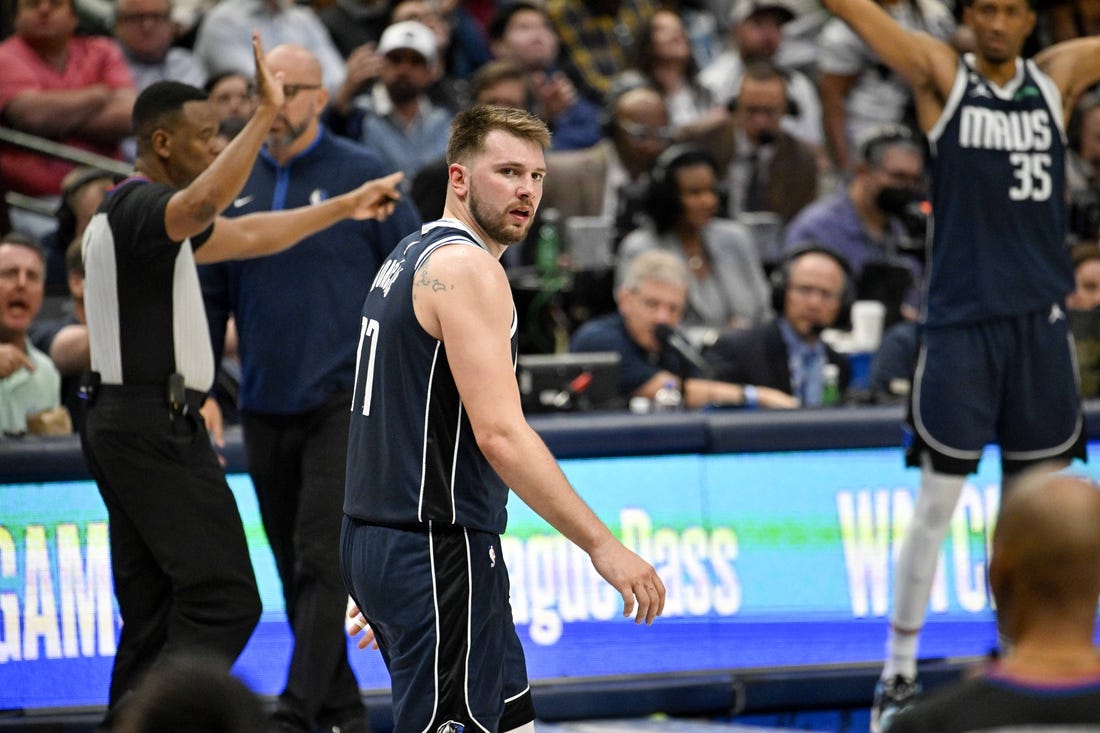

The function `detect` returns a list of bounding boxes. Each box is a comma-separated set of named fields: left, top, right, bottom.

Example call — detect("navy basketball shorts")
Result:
left=341, top=517, right=535, bottom=733
left=907, top=306, right=1086, bottom=476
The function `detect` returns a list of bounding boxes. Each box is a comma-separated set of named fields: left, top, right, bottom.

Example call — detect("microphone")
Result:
left=655, top=325, right=713, bottom=377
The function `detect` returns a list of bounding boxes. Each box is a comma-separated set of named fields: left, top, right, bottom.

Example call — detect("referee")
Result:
left=79, top=35, right=402, bottom=729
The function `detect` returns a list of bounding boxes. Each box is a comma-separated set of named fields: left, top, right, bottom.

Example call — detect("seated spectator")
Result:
left=617, top=145, right=771, bottom=335
left=332, top=20, right=454, bottom=184
left=193, top=0, right=346, bottom=95
left=571, top=249, right=796, bottom=408
left=204, top=71, right=256, bottom=142
left=0, top=0, right=135, bottom=231
left=1067, top=91, right=1100, bottom=242
left=29, top=237, right=87, bottom=431
left=783, top=123, right=926, bottom=325
left=1068, top=241, right=1100, bottom=398
left=888, top=467, right=1100, bottom=732
left=0, top=232, right=65, bottom=436
left=618, top=8, right=730, bottom=143
left=817, top=0, right=955, bottom=173
left=115, top=653, right=264, bottom=733
left=699, top=0, right=823, bottom=149
left=393, top=0, right=490, bottom=85
left=487, top=1, right=603, bottom=150
left=546, top=0, right=660, bottom=104
left=41, top=166, right=119, bottom=295
left=113, top=0, right=206, bottom=93
left=543, top=83, right=672, bottom=242
left=700, top=61, right=819, bottom=227
left=704, top=246, right=853, bottom=406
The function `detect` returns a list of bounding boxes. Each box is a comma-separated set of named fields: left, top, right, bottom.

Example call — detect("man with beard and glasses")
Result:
left=341, top=106, right=666, bottom=733
left=198, top=43, right=418, bottom=733
left=335, top=19, right=454, bottom=185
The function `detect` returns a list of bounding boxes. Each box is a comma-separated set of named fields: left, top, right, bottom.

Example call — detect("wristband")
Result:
left=742, top=384, right=758, bottom=408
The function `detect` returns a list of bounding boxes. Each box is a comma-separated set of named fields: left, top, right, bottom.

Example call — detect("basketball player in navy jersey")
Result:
left=817, top=0, right=1100, bottom=730
left=341, top=106, right=667, bottom=733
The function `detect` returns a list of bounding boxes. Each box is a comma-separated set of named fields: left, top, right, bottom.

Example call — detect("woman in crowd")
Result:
left=617, top=145, right=771, bottom=337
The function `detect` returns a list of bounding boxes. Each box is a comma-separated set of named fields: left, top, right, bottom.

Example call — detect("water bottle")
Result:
left=653, top=378, right=683, bottom=412
left=536, top=207, right=563, bottom=283
left=821, top=363, right=840, bottom=407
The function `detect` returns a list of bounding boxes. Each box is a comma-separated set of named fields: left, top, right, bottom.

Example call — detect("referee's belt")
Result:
left=94, top=383, right=207, bottom=415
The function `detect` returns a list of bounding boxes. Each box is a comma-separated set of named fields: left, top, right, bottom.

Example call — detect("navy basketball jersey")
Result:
left=344, top=219, right=518, bottom=534
left=924, top=54, right=1073, bottom=327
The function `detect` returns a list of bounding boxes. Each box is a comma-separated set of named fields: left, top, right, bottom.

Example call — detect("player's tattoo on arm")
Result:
left=415, top=265, right=450, bottom=292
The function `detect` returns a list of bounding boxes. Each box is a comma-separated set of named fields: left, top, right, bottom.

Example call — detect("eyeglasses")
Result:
left=282, top=83, right=322, bottom=100
left=788, top=283, right=842, bottom=302
left=115, top=11, right=171, bottom=23
left=619, top=120, right=674, bottom=143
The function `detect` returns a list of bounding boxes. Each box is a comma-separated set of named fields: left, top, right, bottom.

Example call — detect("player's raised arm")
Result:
left=1035, top=36, right=1100, bottom=122
left=820, top=0, right=958, bottom=122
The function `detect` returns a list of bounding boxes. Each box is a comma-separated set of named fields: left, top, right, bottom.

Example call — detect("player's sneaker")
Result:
left=870, top=674, right=921, bottom=733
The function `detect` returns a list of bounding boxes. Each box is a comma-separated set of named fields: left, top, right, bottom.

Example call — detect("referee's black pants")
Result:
left=80, top=388, right=261, bottom=723
left=242, top=390, right=364, bottom=731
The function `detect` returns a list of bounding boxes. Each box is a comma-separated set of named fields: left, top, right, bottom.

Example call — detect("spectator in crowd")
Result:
left=200, top=43, right=417, bottom=733
left=29, top=238, right=89, bottom=431
left=113, top=0, right=206, bottom=93
left=319, top=0, right=391, bottom=58
left=334, top=20, right=454, bottom=184
left=618, top=8, right=729, bottom=142
left=699, top=0, right=823, bottom=148
left=1068, top=241, right=1100, bottom=398
left=205, top=71, right=257, bottom=142
left=40, top=166, right=119, bottom=294
left=889, top=468, right=1100, bottom=732
left=703, top=60, right=819, bottom=225
left=487, top=1, right=604, bottom=150
left=617, top=145, right=771, bottom=334
left=0, top=0, right=135, bottom=226
left=393, top=0, right=490, bottom=84
left=0, top=233, right=63, bottom=436
left=193, top=0, right=347, bottom=96
left=546, top=0, right=660, bottom=104
left=116, top=654, right=265, bottom=733
left=1067, top=91, right=1100, bottom=240
left=542, top=84, right=671, bottom=235
left=661, top=0, right=722, bottom=68
left=78, top=41, right=403, bottom=729
left=818, top=0, right=955, bottom=173
left=704, top=246, right=853, bottom=405
left=1041, top=0, right=1100, bottom=43
left=783, top=123, right=926, bottom=324
left=572, top=249, right=797, bottom=408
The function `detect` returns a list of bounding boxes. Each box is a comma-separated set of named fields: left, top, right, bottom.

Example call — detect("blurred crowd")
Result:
left=3, top=0, right=1100, bottom=435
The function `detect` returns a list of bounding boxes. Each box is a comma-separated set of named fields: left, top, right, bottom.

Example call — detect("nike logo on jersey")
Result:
left=1050, top=304, right=1065, bottom=323
left=309, top=188, right=327, bottom=205
left=233, top=195, right=254, bottom=208
left=489, top=545, right=496, bottom=568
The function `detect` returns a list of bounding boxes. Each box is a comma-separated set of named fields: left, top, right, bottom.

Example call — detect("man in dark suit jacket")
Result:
left=704, top=247, right=852, bottom=406
left=699, top=60, right=819, bottom=225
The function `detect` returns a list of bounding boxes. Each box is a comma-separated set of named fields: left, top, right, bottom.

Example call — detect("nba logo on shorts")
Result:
left=437, top=722, right=464, bottom=733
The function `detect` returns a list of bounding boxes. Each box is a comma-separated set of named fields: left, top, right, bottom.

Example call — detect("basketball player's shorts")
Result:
left=906, top=305, right=1086, bottom=476
left=341, top=516, right=535, bottom=733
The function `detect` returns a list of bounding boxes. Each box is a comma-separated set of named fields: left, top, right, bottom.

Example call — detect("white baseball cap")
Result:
left=377, top=20, right=437, bottom=63
left=729, top=0, right=795, bottom=25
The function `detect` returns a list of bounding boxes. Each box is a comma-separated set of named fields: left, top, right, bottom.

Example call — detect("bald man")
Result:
left=889, top=467, right=1100, bottom=732
left=199, top=44, right=418, bottom=733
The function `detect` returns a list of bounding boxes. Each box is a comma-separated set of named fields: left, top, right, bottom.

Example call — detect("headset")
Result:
left=770, top=243, right=855, bottom=330
left=646, top=144, right=726, bottom=233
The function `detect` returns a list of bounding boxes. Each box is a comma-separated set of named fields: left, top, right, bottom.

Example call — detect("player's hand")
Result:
left=755, top=385, right=800, bottom=409
left=588, top=539, right=666, bottom=625
left=199, top=396, right=226, bottom=466
left=345, top=597, right=379, bottom=650
left=0, top=343, right=33, bottom=379
left=346, top=171, right=404, bottom=221
left=251, top=32, right=285, bottom=110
